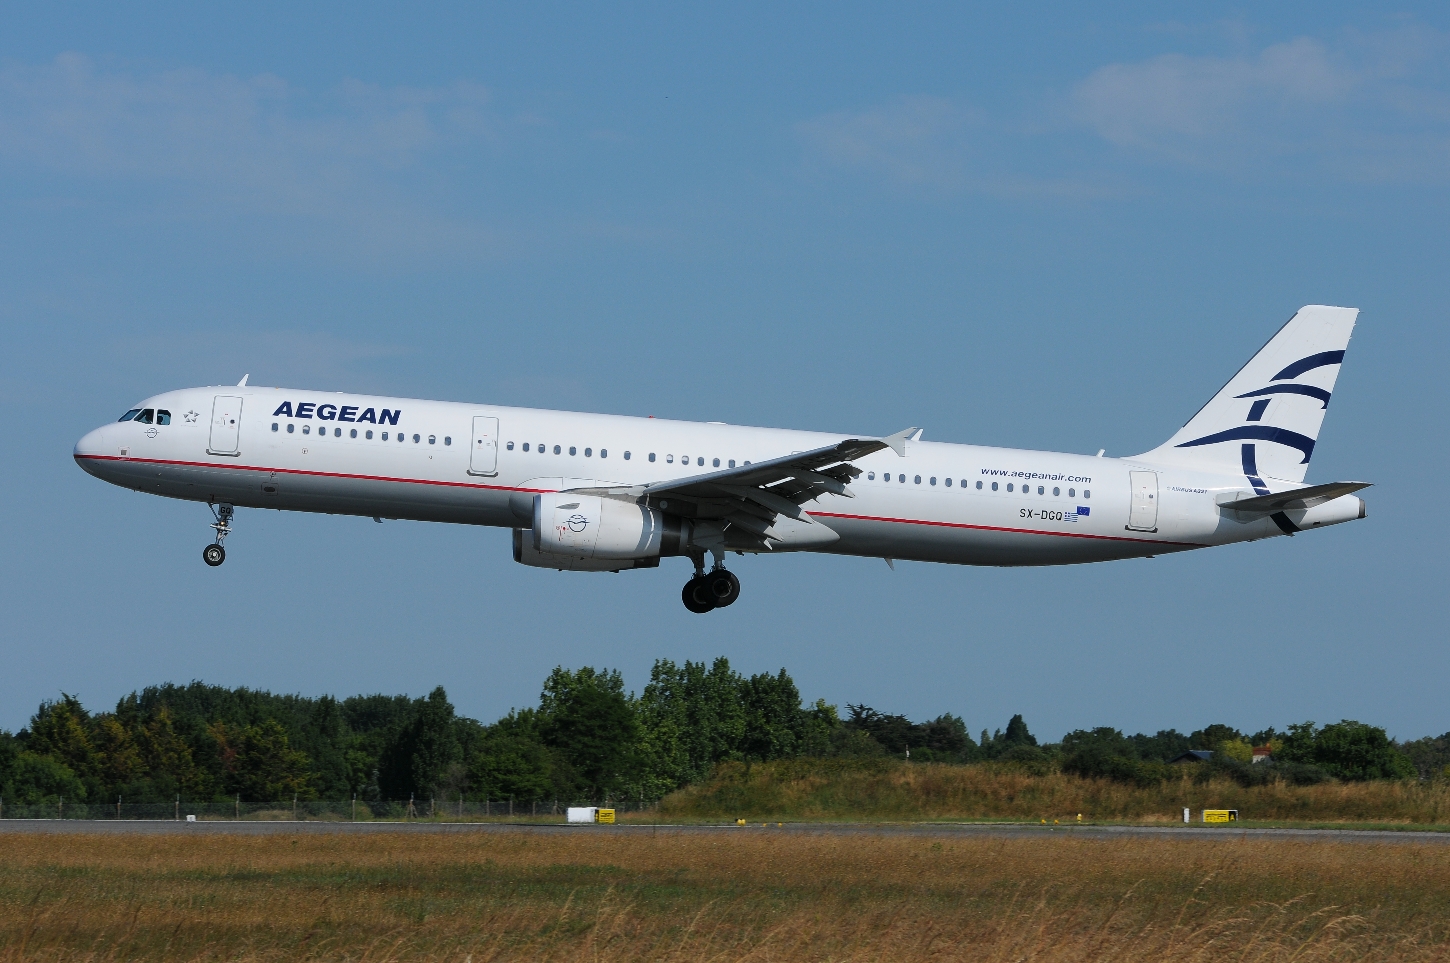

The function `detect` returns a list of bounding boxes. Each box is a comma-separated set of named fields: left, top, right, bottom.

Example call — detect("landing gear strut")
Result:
left=681, top=550, right=741, bottom=613
left=204, top=503, right=234, bottom=567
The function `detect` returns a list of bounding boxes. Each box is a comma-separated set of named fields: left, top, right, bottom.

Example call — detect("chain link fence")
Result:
left=0, top=797, right=659, bottom=821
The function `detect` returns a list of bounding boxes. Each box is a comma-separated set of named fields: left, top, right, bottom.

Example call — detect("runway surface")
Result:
left=1, top=820, right=1446, bottom=844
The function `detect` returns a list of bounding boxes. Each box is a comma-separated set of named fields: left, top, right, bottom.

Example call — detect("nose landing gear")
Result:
left=204, top=503, right=234, bottom=567
left=681, top=551, right=741, bottom=613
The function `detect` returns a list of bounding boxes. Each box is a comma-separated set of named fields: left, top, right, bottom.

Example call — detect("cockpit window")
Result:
left=136, top=409, right=155, bottom=425
left=118, top=409, right=141, bottom=422
left=156, top=410, right=171, bottom=425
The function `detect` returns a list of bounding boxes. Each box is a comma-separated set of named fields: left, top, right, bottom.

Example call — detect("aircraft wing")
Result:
left=1217, top=481, right=1371, bottom=514
left=568, top=427, right=917, bottom=549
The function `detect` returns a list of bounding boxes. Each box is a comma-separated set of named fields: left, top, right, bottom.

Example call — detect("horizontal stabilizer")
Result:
left=1216, top=481, right=1371, bottom=514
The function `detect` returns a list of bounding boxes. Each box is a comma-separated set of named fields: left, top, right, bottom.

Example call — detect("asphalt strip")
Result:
left=0, top=820, right=1446, bottom=844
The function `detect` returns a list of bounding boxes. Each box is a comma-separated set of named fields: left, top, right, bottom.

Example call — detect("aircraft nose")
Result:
left=74, top=425, right=112, bottom=470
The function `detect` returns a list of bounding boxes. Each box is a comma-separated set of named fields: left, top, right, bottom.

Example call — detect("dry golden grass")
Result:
left=659, top=759, right=1450, bottom=824
left=2, top=828, right=1449, bottom=961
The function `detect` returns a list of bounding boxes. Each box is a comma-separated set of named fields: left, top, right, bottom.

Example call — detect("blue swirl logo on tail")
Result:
left=1175, top=350, right=1341, bottom=465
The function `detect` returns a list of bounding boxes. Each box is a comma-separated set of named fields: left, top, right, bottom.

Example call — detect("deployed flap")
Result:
left=1216, top=481, right=1371, bottom=514
left=591, top=435, right=899, bottom=551
left=1136, top=305, right=1357, bottom=483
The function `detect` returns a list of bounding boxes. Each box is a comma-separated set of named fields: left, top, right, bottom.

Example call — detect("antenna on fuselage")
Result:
left=236, top=374, right=250, bottom=387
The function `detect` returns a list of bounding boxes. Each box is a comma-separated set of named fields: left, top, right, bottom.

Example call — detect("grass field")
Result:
left=659, top=758, right=1450, bottom=824
left=2, top=828, right=1448, bottom=961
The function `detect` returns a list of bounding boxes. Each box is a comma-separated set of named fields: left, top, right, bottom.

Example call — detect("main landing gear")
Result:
left=682, top=551, right=741, bottom=613
left=203, top=503, right=234, bottom=567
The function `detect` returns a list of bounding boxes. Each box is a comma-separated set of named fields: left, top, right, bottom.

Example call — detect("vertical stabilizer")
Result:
left=1135, top=305, right=1357, bottom=484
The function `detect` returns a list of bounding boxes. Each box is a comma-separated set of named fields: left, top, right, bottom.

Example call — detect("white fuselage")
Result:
left=73, top=385, right=1358, bottom=568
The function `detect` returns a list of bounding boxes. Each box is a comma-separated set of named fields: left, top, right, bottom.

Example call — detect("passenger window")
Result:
left=930, top=477, right=937, bottom=485
left=444, top=436, right=451, bottom=446
left=303, top=425, right=311, bottom=435
left=271, top=423, right=279, bottom=432
left=713, top=458, right=720, bottom=467
left=698, top=457, right=704, bottom=466
left=287, top=424, right=295, bottom=434
left=585, top=448, right=592, bottom=457
left=413, top=434, right=420, bottom=443
left=136, top=409, right=154, bottom=425
left=867, top=472, right=875, bottom=480
left=991, top=482, right=998, bottom=491
left=156, top=410, right=171, bottom=425
left=976, top=480, right=983, bottom=490
left=381, top=432, right=388, bottom=440
left=521, top=443, right=529, bottom=451
left=366, top=430, right=373, bottom=439
left=569, top=446, right=577, bottom=455
left=553, top=445, right=561, bottom=454
left=600, top=449, right=607, bottom=458
left=507, top=441, right=515, bottom=450
left=1038, top=486, right=1044, bottom=495
left=914, top=475, right=921, bottom=484
left=624, top=451, right=631, bottom=460
left=667, top=455, right=674, bottom=463
left=649, top=453, right=656, bottom=462
left=428, top=435, right=436, bottom=444
left=335, top=428, right=342, bottom=437
left=118, top=409, right=141, bottom=422
left=399, top=433, right=405, bottom=442
left=1053, top=487, right=1060, bottom=496
left=1084, top=490, right=1091, bottom=498
left=728, top=459, right=735, bottom=468
left=1007, top=483, right=1013, bottom=492
left=898, top=474, right=905, bottom=483
left=351, top=429, right=357, bottom=438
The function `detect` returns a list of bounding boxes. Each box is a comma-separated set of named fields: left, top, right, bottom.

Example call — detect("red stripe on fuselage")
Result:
left=76, top=455, right=1205, bottom=547
left=74, top=454, right=548, bottom=494
left=811, top=511, right=1205, bottom=548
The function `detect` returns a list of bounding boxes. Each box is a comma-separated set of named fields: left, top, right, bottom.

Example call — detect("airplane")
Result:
left=75, top=305, right=1369, bottom=613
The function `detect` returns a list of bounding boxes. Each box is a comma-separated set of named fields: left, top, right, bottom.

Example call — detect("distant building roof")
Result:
left=1252, top=746, right=1272, bottom=756
left=1170, top=750, right=1214, bottom=763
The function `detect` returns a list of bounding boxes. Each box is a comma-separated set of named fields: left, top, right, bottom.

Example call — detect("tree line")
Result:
left=2, top=657, right=1446, bottom=806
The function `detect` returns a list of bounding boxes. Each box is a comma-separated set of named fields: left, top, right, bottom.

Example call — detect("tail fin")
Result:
left=1136, top=305, right=1358, bottom=484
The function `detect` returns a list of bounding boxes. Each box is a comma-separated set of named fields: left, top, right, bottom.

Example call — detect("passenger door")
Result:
left=208, top=396, right=243, bottom=455
left=469, top=415, right=499, bottom=476
left=1127, top=470, right=1158, bottom=532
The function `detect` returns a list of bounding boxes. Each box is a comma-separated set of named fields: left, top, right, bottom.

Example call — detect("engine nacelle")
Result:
left=512, top=529, right=660, bottom=571
left=532, top=493, right=683, bottom=560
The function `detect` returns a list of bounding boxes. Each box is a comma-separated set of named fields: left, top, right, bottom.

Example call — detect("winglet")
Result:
left=237, top=374, right=250, bottom=387
left=882, top=427, right=920, bottom=457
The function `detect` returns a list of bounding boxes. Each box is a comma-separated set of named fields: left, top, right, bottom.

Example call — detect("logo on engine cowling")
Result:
left=566, top=514, right=589, bottom=533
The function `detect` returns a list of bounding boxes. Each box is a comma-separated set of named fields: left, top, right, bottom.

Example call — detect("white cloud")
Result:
left=1072, top=29, right=1450, bottom=178
left=796, top=95, right=983, bottom=190
left=796, top=95, right=1114, bottom=198
left=0, top=54, right=510, bottom=260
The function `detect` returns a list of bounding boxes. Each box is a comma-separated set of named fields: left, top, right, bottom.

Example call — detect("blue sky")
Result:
left=2, top=3, right=1447, bottom=742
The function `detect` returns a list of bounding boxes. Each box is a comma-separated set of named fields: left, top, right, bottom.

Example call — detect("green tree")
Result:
left=378, top=687, right=462, bottom=799
left=27, top=695, right=100, bottom=788
left=3, top=752, right=88, bottom=804
left=538, top=666, right=640, bottom=801
left=468, top=711, right=560, bottom=802
left=209, top=719, right=316, bottom=800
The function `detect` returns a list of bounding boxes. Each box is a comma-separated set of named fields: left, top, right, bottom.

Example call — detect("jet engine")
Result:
left=528, top=492, right=685, bottom=562
left=512, top=529, right=661, bottom=571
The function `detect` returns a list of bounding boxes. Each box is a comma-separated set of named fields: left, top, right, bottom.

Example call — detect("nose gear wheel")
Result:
left=204, top=502, right=234, bottom=567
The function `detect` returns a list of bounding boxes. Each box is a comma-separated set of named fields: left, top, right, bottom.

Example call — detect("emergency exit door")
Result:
left=1128, top=470, right=1158, bottom=532
left=208, top=395, right=242, bottom=455
left=469, top=416, right=499, bottom=476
